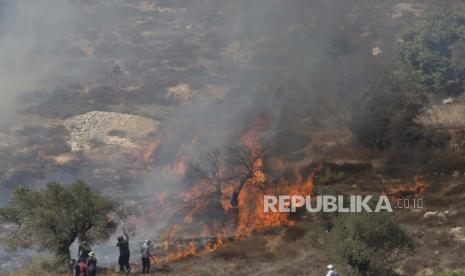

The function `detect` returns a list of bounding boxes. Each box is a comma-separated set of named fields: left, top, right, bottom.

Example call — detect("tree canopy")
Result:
left=398, top=8, right=465, bottom=95
left=350, top=72, right=425, bottom=150
left=0, top=181, right=117, bottom=264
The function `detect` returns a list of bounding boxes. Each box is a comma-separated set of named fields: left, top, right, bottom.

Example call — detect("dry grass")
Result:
left=418, top=104, right=465, bottom=128
left=155, top=225, right=329, bottom=276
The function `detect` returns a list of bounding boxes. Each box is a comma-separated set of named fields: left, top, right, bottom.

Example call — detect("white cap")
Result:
left=327, top=264, right=334, bottom=270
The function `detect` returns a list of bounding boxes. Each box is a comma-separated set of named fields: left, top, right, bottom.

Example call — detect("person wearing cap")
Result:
left=326, top=264, right=339, bottom=276
left=140, top=239, right=153, bottom=274
left=86, top=251, right=97, bottom=276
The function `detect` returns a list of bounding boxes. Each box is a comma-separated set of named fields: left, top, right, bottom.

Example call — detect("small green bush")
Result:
left=325, top=212, right=413, bottom=276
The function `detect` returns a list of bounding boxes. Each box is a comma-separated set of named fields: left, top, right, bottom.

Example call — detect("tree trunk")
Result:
left=54, top=237, right=75, bottom=268
left=231, top=177, right=248, bottom=209
left=214, top=181, right=227, bottom=225
left=56, top=244, right=71, bottom=262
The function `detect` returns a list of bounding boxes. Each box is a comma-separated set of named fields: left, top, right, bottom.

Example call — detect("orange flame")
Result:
left=385, top=176, right=427, bottom=198
left=138, top=114, right=325, bottom=263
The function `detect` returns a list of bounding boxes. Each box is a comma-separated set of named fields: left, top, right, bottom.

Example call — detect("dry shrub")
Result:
left=275, top=264, right=310, bottom=275
left=400, top=257, right=430, bottom=275
left=418, top=105, right=465, bottom=129
left=272, top=240, right=300, bottom=260
left=214, top=233, right=283, bottom=263
left=214, top=236, right=267, bottom=260
left=304, top=223, right=326, bottom=248
left=214, top=246, right=248, bottom=260
left=259, top=226, right=285, bottom=236
left=431, top=231, right=456, bottom=248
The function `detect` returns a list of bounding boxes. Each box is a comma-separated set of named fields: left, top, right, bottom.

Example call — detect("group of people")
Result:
left=70, top=233, right=337, bottom=275
left=70, top=249, right=97, bottom=276
left=71, top=231, right=154, bottom=275
left=116, top=232, right=153, bottom=274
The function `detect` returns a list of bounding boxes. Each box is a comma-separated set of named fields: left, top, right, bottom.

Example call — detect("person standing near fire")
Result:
left=116, top=230, right=131, bottom=272
left=86, top=251, right=97, bottom=276
left=140, top=239, right=153, bottom=274
left=326, top=264, right=339, bottom=276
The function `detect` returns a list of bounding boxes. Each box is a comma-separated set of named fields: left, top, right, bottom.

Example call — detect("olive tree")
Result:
left=0, top=181, right=117, bottom=265
left=398, top=8, right=465, bottom=95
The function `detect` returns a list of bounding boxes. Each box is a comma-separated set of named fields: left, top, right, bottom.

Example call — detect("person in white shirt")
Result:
left=140, top=240, right=152, bottom=274
left=326, top=264, right=339, bottom=276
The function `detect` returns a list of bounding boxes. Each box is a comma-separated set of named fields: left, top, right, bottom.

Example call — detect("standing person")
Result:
left=140, top=240, right=152, bottom=274
left=78, top=241, right=92, bottom=260
left=116, top=231, right=131, bottom=272
left=74, top=258, right=88, bottom=276
left=86, top=251, right=97, bottom=276
left=326, top=264, right=339, bottom=276
left=110, top=61, right=122, bottom=86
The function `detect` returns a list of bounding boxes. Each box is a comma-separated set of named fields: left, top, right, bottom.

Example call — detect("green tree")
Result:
left=325, top=211, right=412, bottom=275
left=351, top=72, right=425, bottom=150
left=398, top=8, right=465, bottom=95
left=0, top=181, right=117, bottom=265
left=351, top=70, right=451, bottom=171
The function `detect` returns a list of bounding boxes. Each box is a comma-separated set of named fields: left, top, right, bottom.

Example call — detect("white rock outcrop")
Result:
left=62, top=111, right=159, bottom=151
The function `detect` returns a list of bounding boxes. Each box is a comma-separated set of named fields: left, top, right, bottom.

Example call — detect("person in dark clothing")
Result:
left=78, top=241, right=92, bottom=260
left=110, top=61, right=122, bottom=86
left=87, top=251, right=97, bottom=276
left=116, top=231, right=131, bottom=272
left=140, top=240, right=152, bottom=274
